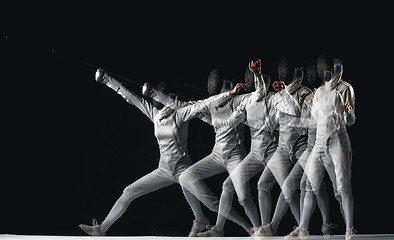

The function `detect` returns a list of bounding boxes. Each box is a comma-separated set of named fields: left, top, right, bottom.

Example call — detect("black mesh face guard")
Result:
left=317, top=54, right=333, bottom=81
left=278, top=57, right=294, bottom=85
left=307, top=59, right=322, bottom=89
left=244, top=67, right=255, bottom=92
left=207, top=69, right=224, bottom=95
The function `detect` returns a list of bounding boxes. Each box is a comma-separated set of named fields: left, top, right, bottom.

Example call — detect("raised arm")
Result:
left=215, top=83, right=247, bottom=108
left=248, top=59, right=267, bottom=101
left=96, top=69, right=155, bottom=121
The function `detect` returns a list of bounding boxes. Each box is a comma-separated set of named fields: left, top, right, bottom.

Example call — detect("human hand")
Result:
left=249, top=59, right=262, bottom=77
left=230, top=83, right=247, bottom=96
left=338, top=104, right=353, bottom=114
left=300, top=93, right=310, bottom=101
left=272, top=81, right=285, bottom=92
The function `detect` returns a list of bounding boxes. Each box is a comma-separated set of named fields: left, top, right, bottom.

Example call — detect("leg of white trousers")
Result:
left=215, top=189, right=234, bottom=232
left=300, top=190, right=306, bottom=217
left=316, top=188, right=330, bottom=225
left=215, top=188, right=252, bottom=233
left=258, top=190, right=272, bottom=226
left=266, top=149, right=293, bottom=190
left=271, top=192, right=289, bottom=231
left=227, top=154, right=264, bottom=227
left=257, top=167, right=276, bottom=225
left=335, top=195, right=346, bottom=224
left=214, top=151, right=252, bottom=233
left=223, top=175, right=260, bottom=228
left=266, top=149, right=300, bottom=229
left=239, top=197, right=260, bottom=227
left=179, top=153, right=251, bottom=232
left=101, top=169, right=174, bottom=232
left=341, top=192, right=354, bottom=229
left=289, top=194, right=300, bottom=225
left=299, top=191, right=316, bottom=229
left=100, top=193, right=132, bottom=232
left=271, top=193, right=300, bottom=231
left=179, top=153, right=224, bottom=209
left=181, top=187, right=205, bottom=222
left=330, top=141, right=353, bottom=230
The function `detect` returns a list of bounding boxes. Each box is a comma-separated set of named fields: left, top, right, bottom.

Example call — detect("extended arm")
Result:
left=142, top=82, right=196, bottom=109
left=96, top=69, right=155, bottom=121
left=177, top=92, right=233, bottom=122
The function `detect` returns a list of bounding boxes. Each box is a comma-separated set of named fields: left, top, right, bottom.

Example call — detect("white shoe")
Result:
left=261, top=223, right=277, bottom=236
left=345, top=228, right=357, bottom=240
left=196, top=225, right=224, bottom=237
left=79, top=219, right=105, bottom=236
left=321, top=223, right=337, bottom=237
left=250, top=227, right=262, bottom=237
left=188, top=217, right=210, bottom=237
left=284, top=226, right=309, bottom=239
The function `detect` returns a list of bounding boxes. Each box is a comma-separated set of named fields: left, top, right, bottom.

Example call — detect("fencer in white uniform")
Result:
left=79, top=70, right=220, bottom=237
left=207, top=60, right=278, bottom=237
left=146, top=70, right=255, bottom=236
left=283, top=59, right=335, bottom=239
left=256, top=58, right=312, bottom=235
left=286, top=55, right=356, bottom=240
left=156, top=70, right=256, bottom=237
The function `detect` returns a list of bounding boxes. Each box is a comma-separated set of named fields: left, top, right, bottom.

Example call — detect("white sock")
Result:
left=239, top=197, right=260, bottom=227
left=181, top=187, right=205, bottom=222
left=100, top=193, right=132, bottom=232
left=289, top=194, right=301, bottom=225
left=300, top=190, right=306, bottom=216
left=258, top=190, right=272, bottom=225
left=341, top=192, right=354, bottom=229
left=299, top=191, right=316, bottom=229
left=216, top=190, right=234, bottom=232
left=316, top=191, right=330, bottom=225
left=271, top=192, right=289, bottom=231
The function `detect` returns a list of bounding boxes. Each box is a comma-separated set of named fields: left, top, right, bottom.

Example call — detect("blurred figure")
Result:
left=286, top=55, right=356, bottom=240
left=211, top=59, right=279, bottom=237
left=79, top=70, right=212, bottom=237
left=151, top=70, right=255, bottom=236
left=257, top=57, right=312, bottom=235
left=284, top=58, right=335, bottom=239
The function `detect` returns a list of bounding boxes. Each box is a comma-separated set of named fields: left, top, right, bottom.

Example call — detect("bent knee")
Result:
left=257, top=181, right=273, bottom=192
left=178, top=171, right=188, bottom=185
left=122, top=187, right=136, bottom=201
left=336, top=186, right=352, bottom=196
left=179, top=169, right=199, bottom=186
left=222, top=178, right=235, bottom=193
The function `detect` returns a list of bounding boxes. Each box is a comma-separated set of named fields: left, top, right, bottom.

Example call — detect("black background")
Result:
left=2, top=2, right=392, bottom=237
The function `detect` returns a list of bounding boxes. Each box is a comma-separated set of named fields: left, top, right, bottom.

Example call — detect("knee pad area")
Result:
left=120, top=191, right=134, bottom=203
left=221, top=179, right=235, bottom=193
left=257, top=182, right=273, bottom=192
left=179, top=170, right=200, bottom=187
left=238, top=196, right=254, bottom=207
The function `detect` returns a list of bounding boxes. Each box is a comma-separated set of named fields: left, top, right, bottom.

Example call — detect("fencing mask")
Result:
left=207, top=69, right=233, bottom=95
